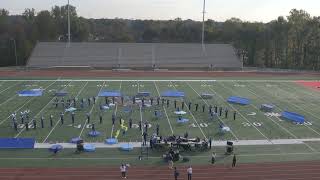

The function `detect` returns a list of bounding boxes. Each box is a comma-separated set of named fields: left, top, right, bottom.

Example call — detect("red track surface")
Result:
left=1, top=161, right=320, bottom=180
left=0, top=69, right=319, bottom=78
left=296, top=81, right=320, bottom=91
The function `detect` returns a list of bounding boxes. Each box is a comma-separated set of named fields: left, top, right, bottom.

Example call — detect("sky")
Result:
left=1, top=0, right=320, bottom=22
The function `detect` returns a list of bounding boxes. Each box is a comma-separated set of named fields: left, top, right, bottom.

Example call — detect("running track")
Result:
left=1, top=161, right=320, bottom=180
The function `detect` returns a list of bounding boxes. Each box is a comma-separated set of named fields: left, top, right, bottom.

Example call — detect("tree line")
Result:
left=0, top=5, right=319, bottom=70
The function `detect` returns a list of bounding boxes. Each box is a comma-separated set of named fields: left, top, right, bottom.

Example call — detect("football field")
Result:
left=1, top=79, right=320, bottom=145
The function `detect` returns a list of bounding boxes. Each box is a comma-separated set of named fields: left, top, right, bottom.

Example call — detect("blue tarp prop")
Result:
left=261, top=104, right=274, bottom=112
left=281, top=111, right=305, bottom=124
left=0, top=138, right=35, bottom=149
left=227, top=96, right=250, bottom=105
left=84, top=144, right=96, bottom=152
left=88, top=131, right=101, bottom=137
left=49, top=144, right=63, bottom=152
left=120, top=143, right=133, bottom=151
left=137, top=92, right=151, bottom=97
left=70, top=137, right=82, bottom=144
left=177, top=118, right=189, bottom=123
left=161, top=90, right=185, bottom=97
left=18, top=89, right=43, bottom=97
left=98, top=91, right=122, bottom=97
left=55, top=91, right=68, bottom=96
left=105, top=138, right=118, bottom=145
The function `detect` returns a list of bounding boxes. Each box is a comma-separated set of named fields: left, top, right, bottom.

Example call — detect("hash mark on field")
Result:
left=42, top=81, right=88, bottom=143
left=186, top=82, right=239, bottom=141
left=154, top=81, right=174, bottom=135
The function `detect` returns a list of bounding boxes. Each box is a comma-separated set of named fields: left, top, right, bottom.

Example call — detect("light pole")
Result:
left=201, top=0, right=206, bottom=53
left=10, top=39, right=18, bottom=67
left=67, top=0, right=71, bottom=46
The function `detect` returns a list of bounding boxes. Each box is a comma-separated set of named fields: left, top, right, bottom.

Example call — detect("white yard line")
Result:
left=154, top=81, right=174, bottom=135
left=219, top=81, right=316, bottom=152
left=15, top=81, right=70, bottom=138
left=186, top=82, right=239, bottom=141
left=110, top=81, right=122, bottom=138
left=42, top=81, right=88, bottom=143
left=79, top=81, right=106, bottom=138
left=170, top=81, right=207, bottom=140
left=2, top=79, right=319, bottom=82
left=0, top=81, right=55, bottom=126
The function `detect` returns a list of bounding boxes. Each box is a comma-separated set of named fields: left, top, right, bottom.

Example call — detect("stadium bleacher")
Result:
left=27, top=42, right=242, bottom=70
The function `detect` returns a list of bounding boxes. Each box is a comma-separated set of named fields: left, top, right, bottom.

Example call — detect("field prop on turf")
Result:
left=227, top=96, right=250, bottom=105
left=281, top=111, right=305, bottom=124
left=0, top=138, right=35, bottom=149
left=18, top=89, right=43, bottom=97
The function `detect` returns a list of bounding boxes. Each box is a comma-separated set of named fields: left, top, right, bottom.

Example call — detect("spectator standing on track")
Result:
left=168, top=153, right=173, bottom=169
left=120, top=164, right=128, bottom=179
left=232, top=154, right=237, bottom=168
left=187, top=166, right=192, bottom=180
left=174, top=167, right=179, bottom=180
